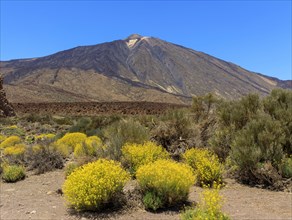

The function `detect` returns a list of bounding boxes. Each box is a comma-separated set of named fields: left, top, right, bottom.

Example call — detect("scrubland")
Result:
left=1, top=89, right=291, bottom=219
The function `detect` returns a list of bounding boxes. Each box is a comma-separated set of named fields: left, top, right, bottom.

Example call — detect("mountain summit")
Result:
left=0, top=34, right=290, bottom=103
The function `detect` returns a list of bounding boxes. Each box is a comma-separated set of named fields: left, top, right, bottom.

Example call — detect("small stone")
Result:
left=5, top=188, right=15, bottom=192
left=47, top=191, right=53, bottom=195
left=30, top=210, right=36, bottom=214
left=52, top=206, right=57, bottom=209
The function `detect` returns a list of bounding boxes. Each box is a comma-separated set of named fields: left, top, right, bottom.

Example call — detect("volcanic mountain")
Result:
left=0, top=34, right=290, bottom=103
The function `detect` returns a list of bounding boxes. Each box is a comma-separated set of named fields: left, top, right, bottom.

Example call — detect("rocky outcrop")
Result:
left=0, top=76, right=15, bottom=117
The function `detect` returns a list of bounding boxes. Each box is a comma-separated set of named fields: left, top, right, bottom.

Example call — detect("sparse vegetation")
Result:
left=1, top=89, right=291, bottom=217
left=181, top=185, right=229, bottom=220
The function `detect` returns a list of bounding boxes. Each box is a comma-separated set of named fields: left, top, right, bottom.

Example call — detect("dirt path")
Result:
left=1, top=170, right=291, bottom=220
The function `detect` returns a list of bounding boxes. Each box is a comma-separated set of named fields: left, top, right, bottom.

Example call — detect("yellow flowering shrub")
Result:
left=56, top=132, right=87, bottom=150
left=63, top=159, right=130, bottom=211
left=183, top=148, right=223, bottom=186
left=3, top=144, right=26, bottom=156
left=32, top=144, right=41, bottom=152
left=122, top=141, right=170, bottom=172
left=181, top=185, right=229, bottom=220
left=8, top=125, right=18, bottom=129
left=136, top=159, right=195, bottom=210
left=73, top=136, right=103, bottom=158
left=55, top=133, right=103, bottom=158
left=0, top=136, right=22, bottom=149
left=35, top=133, right=56, bottom=141
left=2, top=165, right=26, bottom=183
left=85, top=136, right=102, bottom=147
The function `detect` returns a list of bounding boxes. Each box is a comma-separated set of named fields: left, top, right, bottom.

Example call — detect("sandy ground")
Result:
left=1, top=170, right=291, bottom=220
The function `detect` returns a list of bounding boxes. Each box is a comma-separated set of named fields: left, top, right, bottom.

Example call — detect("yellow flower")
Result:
left=0, top=136, right=22, bottom=149
left=136, top=159, right=195, bottom=208
left=122, top=141, right=170, bottom=172
left=183, top=148, right=223, bottom=186
left=63, top=159, right=130, bottom=211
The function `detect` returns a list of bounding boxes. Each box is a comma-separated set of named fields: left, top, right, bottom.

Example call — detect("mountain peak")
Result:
left=125, top=34, right=143, bottom=40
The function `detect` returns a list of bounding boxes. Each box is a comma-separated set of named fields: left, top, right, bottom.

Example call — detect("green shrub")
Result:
left=191, top=93, right=219, bottom=123
left=230, top=114, right=285, bottom=183
left=151, top=109, right=202, bottom=156
left=2, top=165, right=25, bottom=182
left=1, top=125, right=25, bottom=137
left=122, top=141, right=170, bottom=173
left=143, top=191, right=163, bottom=211
left=64, top=162, right=79, bottom=177
left=209, top=126, right=234, bottom=161
left=136, top=159, right=195, bottom=210
left=181, top=188, right=229, bottom=220
left=63, top=159, right=130, bottom=211
left=280, top=157, right=292, bottom=178
left=103, top=118, right=150, bottom=160
left=183, top=148, right=223, bottom=186
left=263, top=89, right=292, bottom=155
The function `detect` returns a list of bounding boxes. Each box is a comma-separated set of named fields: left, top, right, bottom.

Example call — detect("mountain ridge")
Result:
left=0, top=34, right=290, bottom=103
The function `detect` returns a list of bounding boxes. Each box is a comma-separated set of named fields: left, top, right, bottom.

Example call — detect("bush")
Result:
left=183, top=148, right=223, bottom=186
left=25, top=145, right=64, bottom=174
left=280, top=157, right=292, bottom=178
left=74, top=136, right=103, bottom=158
left=55, top=133, right=103, bottom=158
left=3, top=144, right=26, bottom=156
left=103, top=118, right=150, bottom=160
left=64, top=162, right=79, bottom=177
left=263, top=89, right=292, bottom=155
left=122, top=141, right=170, bottom=173
left=209, top=126, right=234, bottom=161
left=63, top=159, right=130, bottom=211
left=181, top=186, right=229, bottom=220
left=136, top=159, right=195, bottom=210
left=35, top=133, right=56, bottom=142
left=151, top=109, right=202, bottom=157
left=0, top=136, right=22, bottom=149
left=2, top=165, right=25, bottom=182
left=143, top=191, right=163, bottom=211
left=1, top=125, right=25, bottom=137
left=230, top=114, right=285, bottom=183
left=56, top=132, right=87, bottom=154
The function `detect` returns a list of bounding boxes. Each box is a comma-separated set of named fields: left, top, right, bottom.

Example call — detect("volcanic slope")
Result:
left=1, top=34, right=290, bottom=103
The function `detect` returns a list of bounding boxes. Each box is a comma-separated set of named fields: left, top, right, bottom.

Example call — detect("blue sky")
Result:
left=0, top=1, right=291, bottom=80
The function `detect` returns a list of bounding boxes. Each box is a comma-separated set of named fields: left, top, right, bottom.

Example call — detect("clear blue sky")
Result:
left=1, top=1, right=291, bottom=80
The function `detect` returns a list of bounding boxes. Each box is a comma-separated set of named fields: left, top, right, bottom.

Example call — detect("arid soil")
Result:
left=12, top=102, right=188, bottom=116
left=1, top=170, right=291, bottom=220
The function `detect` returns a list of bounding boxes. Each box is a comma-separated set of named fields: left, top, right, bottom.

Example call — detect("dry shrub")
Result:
left=25, top=145, right=64, bottom=174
